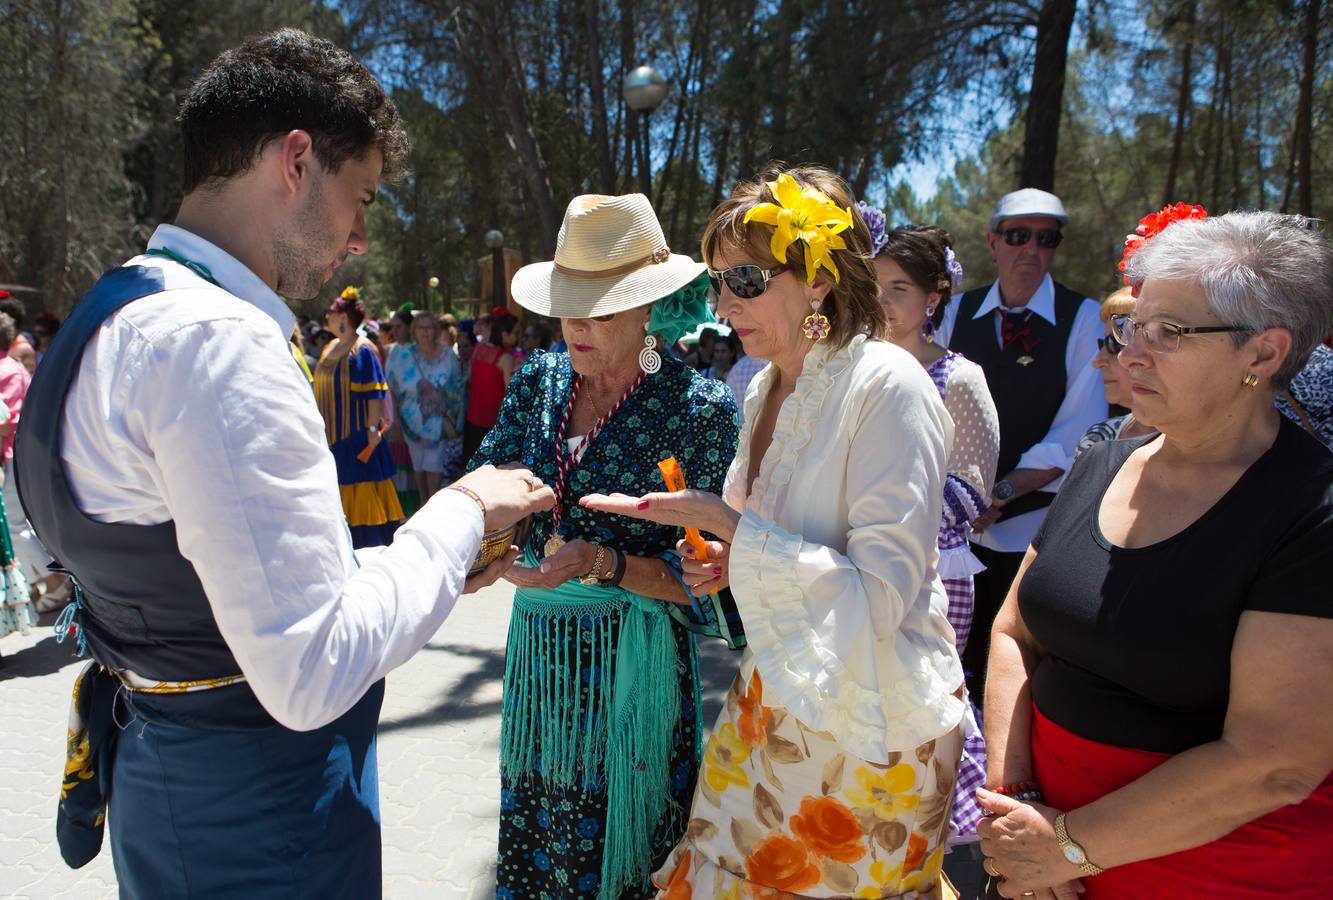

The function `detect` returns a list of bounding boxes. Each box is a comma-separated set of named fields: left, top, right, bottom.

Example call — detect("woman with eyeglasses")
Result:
left=1073, top=287, right=1160, bottom=458
left=975, top=210, right=1333, bottom=898
left=584, top=165, right=966, bottom=898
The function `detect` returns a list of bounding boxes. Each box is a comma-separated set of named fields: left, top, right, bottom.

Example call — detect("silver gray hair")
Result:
left=1124, top=211, right=1333, bottom=388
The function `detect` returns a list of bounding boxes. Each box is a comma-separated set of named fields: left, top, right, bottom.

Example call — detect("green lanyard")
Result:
left=143, top=246, right=222, bottom=288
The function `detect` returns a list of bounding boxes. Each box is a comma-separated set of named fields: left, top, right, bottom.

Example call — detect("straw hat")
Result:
left=511, top=194, right=706, bottom=318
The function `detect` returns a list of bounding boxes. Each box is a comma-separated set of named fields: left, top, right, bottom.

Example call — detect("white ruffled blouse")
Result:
left=726, top=334, right=966, bottom=761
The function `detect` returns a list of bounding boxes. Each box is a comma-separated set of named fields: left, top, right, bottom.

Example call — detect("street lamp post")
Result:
left=622, top=65, right=668, bottom=198
left=427, top=275, right=439, bottom=314
left=485, top=229, right=505, bottom=311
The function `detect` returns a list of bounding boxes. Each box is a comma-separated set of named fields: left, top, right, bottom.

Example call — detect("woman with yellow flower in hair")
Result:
left=583, top=165, right=965, bottom=898
left=315, top=286, right=404, bottom=547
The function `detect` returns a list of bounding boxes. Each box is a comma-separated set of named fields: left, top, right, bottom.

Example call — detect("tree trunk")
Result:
left=1019, top=0, right=1077, bottom=191
left=463, top=2, right=560, bottom=255
left=1162, top=1, right=1194, bottom=204
left=618, top=0, right=637, bottom=193
left=583, top=0, right=616, bottom=193
left=1295, top=0, right=1319, bottom=216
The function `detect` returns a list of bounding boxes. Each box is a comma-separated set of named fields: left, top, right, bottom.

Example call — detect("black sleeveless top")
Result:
left=1020, top=416, right=1333, bottom=753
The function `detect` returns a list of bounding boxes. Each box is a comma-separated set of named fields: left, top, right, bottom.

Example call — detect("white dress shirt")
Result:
left=59, top=225, right=483, bottom=731
left=937, top=274, right=1106, bottom=553
left=726, top=335, right=964, bottom=761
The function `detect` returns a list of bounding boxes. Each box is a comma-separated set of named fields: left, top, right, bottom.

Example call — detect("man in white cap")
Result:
left=936, top=187, right=1106, bottom=698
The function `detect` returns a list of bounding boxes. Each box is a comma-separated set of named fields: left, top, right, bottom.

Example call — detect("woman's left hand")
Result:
left=976, top=789, right=1085, bottom=898
left=502, top=539, right=596, bottom=589
left=579, top=490, right=739, bottom=541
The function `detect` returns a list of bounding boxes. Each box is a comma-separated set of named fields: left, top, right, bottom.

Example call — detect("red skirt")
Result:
left=1031, top=703, right=1333, bottom=898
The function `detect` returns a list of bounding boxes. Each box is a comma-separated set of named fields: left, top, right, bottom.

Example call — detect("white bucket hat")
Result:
left=510, top=194, right=706, bottom=318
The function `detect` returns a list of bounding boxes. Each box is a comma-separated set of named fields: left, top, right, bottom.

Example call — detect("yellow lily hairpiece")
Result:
left=340, top=285, right=360, bottom=301
left=743, top=173, right=854, bottom=284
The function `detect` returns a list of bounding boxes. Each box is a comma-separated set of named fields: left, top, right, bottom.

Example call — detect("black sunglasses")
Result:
left=707, top=264, right=790, bottom=300
left=1097, top=333, right=1125, bottom=355
left=998, top=226, right=1064, bottom=250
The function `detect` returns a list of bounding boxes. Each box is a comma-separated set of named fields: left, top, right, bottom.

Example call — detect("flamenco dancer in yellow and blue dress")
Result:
left=315, top=287, right=404, bottom=547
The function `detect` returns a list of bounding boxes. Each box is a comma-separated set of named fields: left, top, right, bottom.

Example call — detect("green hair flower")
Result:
left=649, top=272, right=714, bottom=344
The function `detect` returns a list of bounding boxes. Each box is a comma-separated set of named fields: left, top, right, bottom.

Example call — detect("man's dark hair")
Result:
left=178, top=28, right=409, bottom=193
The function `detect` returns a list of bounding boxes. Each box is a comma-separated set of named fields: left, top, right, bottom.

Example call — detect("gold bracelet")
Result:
left=447, top=485, right=487, bottom=519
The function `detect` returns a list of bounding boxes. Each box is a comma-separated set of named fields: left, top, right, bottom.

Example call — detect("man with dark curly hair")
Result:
left=14, top=29, right=551, bottom=898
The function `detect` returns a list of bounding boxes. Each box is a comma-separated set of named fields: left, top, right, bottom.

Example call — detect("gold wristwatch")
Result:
left=1054, top=813, right=1104, bottom=876
left=578, top=544, right=608, bottom=586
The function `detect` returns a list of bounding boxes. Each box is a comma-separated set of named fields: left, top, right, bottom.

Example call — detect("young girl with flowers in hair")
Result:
left=871, top=215, right=1001, bottom=854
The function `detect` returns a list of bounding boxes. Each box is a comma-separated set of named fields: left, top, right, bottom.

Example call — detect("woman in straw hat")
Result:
left=469, top=193, right=744, bottom=899
left=583, top=165, right=966, bottom=898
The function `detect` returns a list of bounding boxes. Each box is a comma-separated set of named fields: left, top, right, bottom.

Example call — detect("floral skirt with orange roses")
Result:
left=652, top=668, right=962, bottom=900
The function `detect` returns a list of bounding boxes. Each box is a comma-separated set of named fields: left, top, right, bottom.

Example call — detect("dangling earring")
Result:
left=639, top=326, right=662, bottom=374
left=921, top=306, right=937, bottom=344
left=802, top=299, right=831, bottom=342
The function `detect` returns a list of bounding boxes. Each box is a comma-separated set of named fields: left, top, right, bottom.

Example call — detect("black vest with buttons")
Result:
left=15, top=265, right=272, bottom=726
left=949, top=280, right=1087, bottom=521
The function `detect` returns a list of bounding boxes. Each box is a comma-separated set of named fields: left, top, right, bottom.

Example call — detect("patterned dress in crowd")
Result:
left=314, top=338, right=404, bottom=548
left=0, top=397, right=33, bottom=641
left=470, top=350, right=741, bottom=900
left=386, top=342, right=466, bottom=479
left=925, top=352, right=999, bottom=843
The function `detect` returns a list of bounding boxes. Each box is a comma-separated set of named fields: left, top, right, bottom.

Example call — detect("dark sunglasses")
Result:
left=998, top=226, right=1064, bottom=250
left=1097, top=333, right=1125, bottom=355
left=707, top=264, right=790, bottom=300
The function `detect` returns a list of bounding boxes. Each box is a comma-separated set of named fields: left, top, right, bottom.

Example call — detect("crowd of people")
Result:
left=3, top=27, right=1331, bottom=900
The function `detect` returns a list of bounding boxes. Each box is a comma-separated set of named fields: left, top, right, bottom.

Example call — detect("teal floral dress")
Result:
left=470, top=350, right=742, bottom=899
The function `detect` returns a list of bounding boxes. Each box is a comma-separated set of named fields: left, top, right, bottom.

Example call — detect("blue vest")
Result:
left=15, top=264, right=271, bottom=726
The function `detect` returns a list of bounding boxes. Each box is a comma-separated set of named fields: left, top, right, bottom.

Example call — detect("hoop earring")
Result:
left=921, top=306, right=937, bottom=344
left=1242, top=372, right=1259, bottom=389
left=802, top=299, right=831, bottom=342
left=639, top=332, right=662, bottom=374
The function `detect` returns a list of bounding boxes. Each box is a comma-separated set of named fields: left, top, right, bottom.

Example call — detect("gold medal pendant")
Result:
left=543, top=534, right=566, bottom=558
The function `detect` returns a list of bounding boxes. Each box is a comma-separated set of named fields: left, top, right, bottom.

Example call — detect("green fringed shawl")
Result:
left=502, top=555, right=681, bottom=900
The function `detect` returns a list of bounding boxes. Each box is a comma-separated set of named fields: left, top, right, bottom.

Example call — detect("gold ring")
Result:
left=1023, top=893, right=1036, bottom=897
left=983, top=858, right=1001, bottom=878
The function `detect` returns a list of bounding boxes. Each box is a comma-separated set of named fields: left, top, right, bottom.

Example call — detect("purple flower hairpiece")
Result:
left=854, top=201, right=888, bottom=256
left=945, top=246, right=964, bottom=291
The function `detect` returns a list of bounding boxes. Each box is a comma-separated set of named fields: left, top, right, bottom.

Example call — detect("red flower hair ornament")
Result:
left=1119, top=202, right=1208, bottom=293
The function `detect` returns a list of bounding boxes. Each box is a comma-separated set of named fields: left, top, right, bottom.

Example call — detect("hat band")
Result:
left=553, top=246, right=671, bottom=280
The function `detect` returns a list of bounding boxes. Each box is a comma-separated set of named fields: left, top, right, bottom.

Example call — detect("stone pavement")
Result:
left=0, top=582, right=741, bottom=900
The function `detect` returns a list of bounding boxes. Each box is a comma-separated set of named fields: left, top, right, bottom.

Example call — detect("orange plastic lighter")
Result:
left=657, top=456, right=716, bottom=594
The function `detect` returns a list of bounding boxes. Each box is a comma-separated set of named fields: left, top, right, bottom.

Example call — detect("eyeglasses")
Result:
left=1097, top=333, right=1125, bottom=355
left=1109, top=314, right=1250, bottom=354
left=707, top=264, right=790, bottom=300
left=997, top=226, right=1064, bottom=250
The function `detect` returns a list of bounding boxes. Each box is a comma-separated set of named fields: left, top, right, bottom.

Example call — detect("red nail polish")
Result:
left=713, top=567, right=722, bottom=575
left=637, top=500, right=650, bottom=510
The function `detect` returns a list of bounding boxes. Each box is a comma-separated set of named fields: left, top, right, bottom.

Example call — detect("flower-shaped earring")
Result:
left=802, top=299, right=830, bottom=342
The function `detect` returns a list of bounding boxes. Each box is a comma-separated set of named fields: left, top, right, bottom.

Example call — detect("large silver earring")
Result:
left=639, top=332, right=661, bottom=374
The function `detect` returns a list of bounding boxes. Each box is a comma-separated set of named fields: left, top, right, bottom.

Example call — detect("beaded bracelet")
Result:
left=447, top=485, right=488, bottom=519
left=992, top=781, right=1045, bottom=803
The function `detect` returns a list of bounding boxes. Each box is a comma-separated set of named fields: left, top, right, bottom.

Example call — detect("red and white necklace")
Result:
left=544, top=371, right=645, bottom=558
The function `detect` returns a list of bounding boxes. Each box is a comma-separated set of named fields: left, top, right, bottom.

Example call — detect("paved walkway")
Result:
left=0, top=583, right=740, bottom=900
